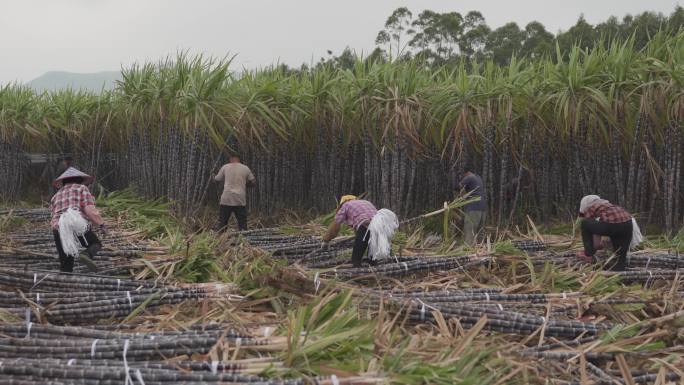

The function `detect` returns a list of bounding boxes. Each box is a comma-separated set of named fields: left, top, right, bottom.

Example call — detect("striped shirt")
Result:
left=50, top=183, right=96, bottom=229
left=585, top=202, right=632, bottom=223
left=335, top=200, right=378, bottom=229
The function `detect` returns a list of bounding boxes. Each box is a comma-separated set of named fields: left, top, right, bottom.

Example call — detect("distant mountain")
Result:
left=28, top=71, right=121, bottom=92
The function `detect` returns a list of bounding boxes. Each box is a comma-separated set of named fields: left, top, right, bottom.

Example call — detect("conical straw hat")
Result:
left=53, top=167, right=94, bottom=188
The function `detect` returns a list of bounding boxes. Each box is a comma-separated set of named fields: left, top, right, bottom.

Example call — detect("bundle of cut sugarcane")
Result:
left=0, top=256, right=135, bottom=276
left=0, top=269, right=157, bottom=292
left=391, top=290, right=581, bottom=304
left=326, top=255, right=492, bottom=279
left=566, top=372, right=682, bottom=385
left=511, top=239, right=548, bottom=252
left=1, top=291, right=214, bottom=323
left=604, top=269, right=680, bottom=283
left=300, top=249, right=354, bottom=268
left=628, top=252, right=684, bottom=269
left=0, top=323, right=247, bottom=341
left=304, top=254, right=417, bottom=269
left=0, top=208, right=51, bottom=222
left=515, top=251, right=578, bottom=267
left=401, top=299, right=611, bottom=337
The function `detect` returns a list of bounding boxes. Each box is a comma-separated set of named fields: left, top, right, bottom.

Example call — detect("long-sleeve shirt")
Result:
left=584, top=202, right=632, bottom=223
left=457, top=173, right=486, bottom=212
left=334, top=200, right=378, bottom=229
left=50, top=183, right=96, bottom=229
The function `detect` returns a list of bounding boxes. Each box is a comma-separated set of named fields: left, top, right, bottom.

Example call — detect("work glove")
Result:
left=99, top=223, right=108, bottom=235
left=319, top=241, right=330, bottom=251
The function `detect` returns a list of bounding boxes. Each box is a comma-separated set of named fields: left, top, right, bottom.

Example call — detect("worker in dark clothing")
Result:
left=455, top=165, right=487, bottom=245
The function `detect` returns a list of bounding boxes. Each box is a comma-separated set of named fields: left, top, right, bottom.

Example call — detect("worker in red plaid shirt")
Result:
left=50, top=167, right=107, bottom=272
left=578, top=195, right=640, bottom=271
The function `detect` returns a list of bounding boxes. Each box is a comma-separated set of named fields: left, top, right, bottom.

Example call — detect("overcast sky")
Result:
left=0, top=0, right=681, bottom=84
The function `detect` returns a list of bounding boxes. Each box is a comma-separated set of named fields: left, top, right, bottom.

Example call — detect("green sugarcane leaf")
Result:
left=123, top=291, right=160, bottom=323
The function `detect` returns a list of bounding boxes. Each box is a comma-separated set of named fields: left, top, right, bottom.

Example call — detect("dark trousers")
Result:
left=219, top=205, right=247, bottom=231
left=581, top=219, right=632, bottom=270
left=53, top=229, right=101, bottom=273
left=351, top=225, right=370, bottom=268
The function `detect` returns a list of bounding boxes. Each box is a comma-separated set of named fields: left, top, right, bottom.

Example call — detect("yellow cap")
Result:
left=339, top=195, right=357, bottom=207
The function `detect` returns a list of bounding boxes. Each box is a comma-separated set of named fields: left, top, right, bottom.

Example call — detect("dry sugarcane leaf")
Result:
left=452, top=315, right=487, bottom=358
left=616, top=354, right=637, bottom=385
left=579, top=354, right=589, bottom=385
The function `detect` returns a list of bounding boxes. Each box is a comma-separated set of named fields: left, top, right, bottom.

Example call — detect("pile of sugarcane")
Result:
left=519, top=339, right=683, bottom=384
left=605, top=269, right=682, bottom=284
left=628, top=252, right=684, bottom=269
left=0, top=268, right=235, bottom=323
left=0, top=221, right=168, bottom=274
left=232, top=228, right=359, bottom=266
left=0, top=323, right=375, bottom=385
left=0, top=207, right=50, bottom=222
left=323, top=255, right=492, bottom=280
left=511, top=239, right=548, bottom=252
left=360, top=287, right=611, bottom=337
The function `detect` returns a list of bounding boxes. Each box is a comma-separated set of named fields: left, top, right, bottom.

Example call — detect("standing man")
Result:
left=214, top=153, right=256, bottom=231
left=456, top=165, right=487, bottom=245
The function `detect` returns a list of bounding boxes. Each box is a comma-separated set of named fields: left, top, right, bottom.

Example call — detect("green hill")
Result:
left=28, top=71, right=121, bottom=92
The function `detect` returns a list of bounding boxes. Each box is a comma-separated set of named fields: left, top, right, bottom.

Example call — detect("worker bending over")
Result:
left=578, top=195, right=642, bottom=270
left=320, top=195, right=398, bottom=268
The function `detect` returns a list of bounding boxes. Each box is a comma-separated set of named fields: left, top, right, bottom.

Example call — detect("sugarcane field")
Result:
left=2, top=2, right=684, bottom=385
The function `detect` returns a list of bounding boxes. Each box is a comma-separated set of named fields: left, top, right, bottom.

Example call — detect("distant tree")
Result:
left=631, top=11, right=666, bottom=48
left=667, top=6, right=684, bottom=32
left=556, top=15, right=597, bottom=53
left=595, top=16, right=623, bottom=41
left=486, top=22, right=525, bottom=65
left=408, top=10, right=441, bottom=57
left=375, top=7, right=414, bottom=58
left=318, top=47, right=358, bottom=70
left=459, top=11, right=491, bottom=60
left=368, top=5, right=684, bottom=68
left=521, top=21, right=554, bottom=59
left=408, top=10, right=464, bottom=63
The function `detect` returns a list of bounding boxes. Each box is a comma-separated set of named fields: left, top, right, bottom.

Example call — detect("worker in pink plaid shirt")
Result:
left=321, top=195, right=378, bottom=268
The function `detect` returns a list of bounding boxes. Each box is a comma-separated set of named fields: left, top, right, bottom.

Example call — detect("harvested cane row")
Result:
left=0, top=208, right=51, bottom=222
left=0, top=323, right=371, bottom=385
left=0, top=211, right=385, bottom=384
left=0, top=220, right=166, bottom=274
left=0, top=268, right=236, bottom=323
left=628, top=252, right=684, bottom=269
left=511, top=239, right=548, bottom=252
left=323, top=255, right=492, bottom=279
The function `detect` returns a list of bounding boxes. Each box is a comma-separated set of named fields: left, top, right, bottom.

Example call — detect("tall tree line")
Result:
left=361, top=6, right=684, bottom=67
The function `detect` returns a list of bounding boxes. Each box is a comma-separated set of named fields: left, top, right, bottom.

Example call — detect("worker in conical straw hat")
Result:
left=319, top=195, right=398, bottom=268
left=577, top=194, right=643, bottom=271
left=50, top=167, right=108, bottom=272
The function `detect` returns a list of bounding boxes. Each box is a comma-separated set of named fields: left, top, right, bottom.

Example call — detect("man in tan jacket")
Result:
left=214, top=153, right=256, bottom=231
